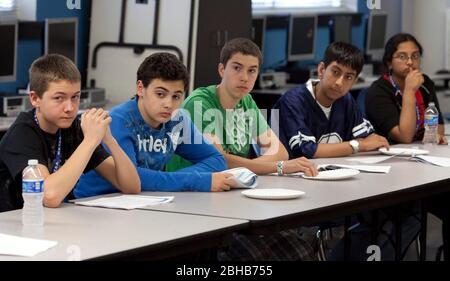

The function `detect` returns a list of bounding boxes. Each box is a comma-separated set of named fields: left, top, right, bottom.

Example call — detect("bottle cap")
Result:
left=28, top=159, right=38, bottom=165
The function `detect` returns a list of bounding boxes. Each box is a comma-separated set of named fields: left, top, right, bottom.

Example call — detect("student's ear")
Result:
left=136, top=80, right=144, bottom=98
left=29, top=91, right=41, bottom=108
left=218, top=63, right=225, bottom=79
left=318, top=62, right=326, bottom=79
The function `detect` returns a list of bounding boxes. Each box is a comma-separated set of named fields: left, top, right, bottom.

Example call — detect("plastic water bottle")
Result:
left=22, top=159, right=44, bottom=226
left=422, top=102, right=439, bottom=145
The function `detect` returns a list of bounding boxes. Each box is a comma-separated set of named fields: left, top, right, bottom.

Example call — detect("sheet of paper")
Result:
left=412, top=155, right=450, bottom=167
left=345, top=155, right=399, bottom=164
left=330, top=164, right=391, bottom=173
left=0, top=233, right=58, bottom=257
left=75, top=195, right=174, bottom=210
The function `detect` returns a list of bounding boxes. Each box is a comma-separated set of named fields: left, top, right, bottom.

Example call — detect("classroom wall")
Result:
left=87, top=0, right=191, bottom=104
left=382, top=0, right=402, bottom=40
left=0, top=0, right=90, bottom=93
left=260, top=2, right=371, bottom=72
left=36, top=0, right=91, bottom=85
left=258, top=0, right=406, bottom=74
left=402, top=0, right=448, bottom=75
left=17, top=0, right=36, bottom=21
left=0, top=0, right=190, bottom=104
left=86, top=0, right=190, bottom=67
left=3, top=0, right=447, bottom=97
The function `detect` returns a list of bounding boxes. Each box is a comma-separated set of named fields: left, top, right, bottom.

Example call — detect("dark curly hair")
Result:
left=137, top=52, right=189, bottom=92
left=322, top=42, right=364, bottom=75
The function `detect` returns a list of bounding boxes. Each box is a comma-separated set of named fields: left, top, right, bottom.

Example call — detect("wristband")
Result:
left=276, top=160, right=284, bottom=176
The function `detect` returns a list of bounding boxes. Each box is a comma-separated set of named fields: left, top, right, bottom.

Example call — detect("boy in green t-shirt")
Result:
left=167, top=38, right=317, bottom=177
left=168, top=37, right=318, bottom=261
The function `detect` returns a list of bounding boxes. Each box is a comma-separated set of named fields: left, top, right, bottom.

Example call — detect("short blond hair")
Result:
left=29, top=54, right=81, bottom=97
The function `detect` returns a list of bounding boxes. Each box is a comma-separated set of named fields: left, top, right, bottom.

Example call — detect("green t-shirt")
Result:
left=166, top=85, right=269, bottom=171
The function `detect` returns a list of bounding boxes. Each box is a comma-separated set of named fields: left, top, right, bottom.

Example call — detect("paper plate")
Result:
left=378, top=147, right=429, bottom=156
left=241, top=188, right=305, bottom=200
left=302, top=168, right=360, bottom=180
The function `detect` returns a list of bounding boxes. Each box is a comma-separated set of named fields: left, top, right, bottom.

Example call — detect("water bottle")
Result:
left=422, top=102, right=439, bottom=145
left=22, top=159, right=44, bottom=226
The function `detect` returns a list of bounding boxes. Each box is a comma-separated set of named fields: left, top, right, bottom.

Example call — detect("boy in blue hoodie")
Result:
left=74, top=53, right=234, bottom=198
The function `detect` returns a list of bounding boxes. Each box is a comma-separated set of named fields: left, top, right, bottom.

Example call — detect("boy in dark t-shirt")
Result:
left=0, top=54, right=140, bottom=212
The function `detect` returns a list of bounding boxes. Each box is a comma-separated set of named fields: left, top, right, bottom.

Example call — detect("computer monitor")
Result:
left=0, top=21, right=18, bottom=83
left=252, top=17, right=266, bottom=53
left=261, top=15, right=289, bottom=70
left=45, top=18, right=78, bottom=65
left=331, top=15, right=352, bottom=44
left=288, top=15, right=317, bottom=61
left=366, top=12, right=388, bottom=61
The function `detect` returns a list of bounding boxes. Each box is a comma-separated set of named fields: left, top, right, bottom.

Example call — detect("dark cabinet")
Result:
left=193, top=0, right=252, bottom=89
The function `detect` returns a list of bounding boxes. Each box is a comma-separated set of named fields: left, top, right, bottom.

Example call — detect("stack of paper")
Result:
left=0, top=233, right=58, bottom=257
left=224, top=167, right=258, bottom=188
left=75, top=195, right=174, bottom=210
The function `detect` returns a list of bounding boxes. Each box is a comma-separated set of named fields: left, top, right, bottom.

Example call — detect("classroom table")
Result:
left=72, top=144, right=450, bottom=260
left=124, top=145, right=450, bottom=228
left=79, top=144, right=449, bottom=260
left=0, top=204, right=248, bottom=261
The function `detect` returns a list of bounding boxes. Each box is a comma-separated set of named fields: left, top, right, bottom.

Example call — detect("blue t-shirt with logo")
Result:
left=74, top=99, right=227, bottom=198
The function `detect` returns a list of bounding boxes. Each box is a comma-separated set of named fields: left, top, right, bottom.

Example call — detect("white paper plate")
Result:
left=378, top=147, right=429, bottom=156
left=241, top=188, right=305, bottom=200
left=302, top=168, right=360, bottom=180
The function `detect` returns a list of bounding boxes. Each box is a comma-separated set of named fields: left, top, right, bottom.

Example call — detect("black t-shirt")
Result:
left=0, top=111, right=110, bottom=212
left=365, top=74, right=444, bottom=142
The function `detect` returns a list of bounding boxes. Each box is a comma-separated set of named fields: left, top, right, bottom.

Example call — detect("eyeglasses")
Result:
left=392, top=52, right=422, bottom=63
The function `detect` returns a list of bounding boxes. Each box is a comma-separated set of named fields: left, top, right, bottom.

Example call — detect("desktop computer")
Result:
left=0, top=93, right=32, bottom=117
left=258, top=72, right=289, bottom=89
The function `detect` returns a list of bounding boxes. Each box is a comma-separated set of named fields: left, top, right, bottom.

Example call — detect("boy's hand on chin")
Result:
left=81, top=108, right=110, bottom=146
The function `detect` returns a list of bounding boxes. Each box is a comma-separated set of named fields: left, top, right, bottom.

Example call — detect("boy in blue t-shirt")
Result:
left=75, top=53, right=234, bottom=198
